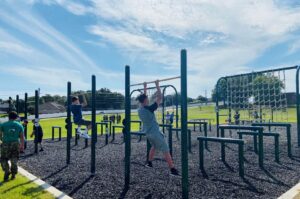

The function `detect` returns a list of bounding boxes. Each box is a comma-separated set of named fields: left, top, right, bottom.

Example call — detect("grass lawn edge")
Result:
left=17, top=165, right=72, bottom=199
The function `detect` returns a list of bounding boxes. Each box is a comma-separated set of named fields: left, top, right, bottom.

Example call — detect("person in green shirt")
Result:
left=0, top=111, right=24, bottom=181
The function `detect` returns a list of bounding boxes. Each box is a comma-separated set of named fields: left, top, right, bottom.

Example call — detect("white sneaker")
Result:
left=76, top=129, right=82, bottom=135
left=81, top=132, right=91, bottom=139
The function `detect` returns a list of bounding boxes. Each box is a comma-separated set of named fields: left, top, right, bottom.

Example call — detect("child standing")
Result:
left=30, top=119, right=43, bottom=153
left=71, top=96, right=91, bottom=139
left=137, top=80, right=179, bottom=176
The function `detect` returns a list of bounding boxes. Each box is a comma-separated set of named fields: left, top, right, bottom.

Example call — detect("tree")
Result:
left=252, top=74, right=284, bottom=108
left=197, top=95, right=208, bottom=103
left=211, top=79, right=227, bottom=103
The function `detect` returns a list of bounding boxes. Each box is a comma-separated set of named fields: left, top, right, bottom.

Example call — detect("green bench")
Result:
left=237, top=131, right=280, bottom=163
left=197, top=136, right=244, bottom=178
left=219, top=125, right=264, bottom=168
left=252, top=122, right=292, bottom=157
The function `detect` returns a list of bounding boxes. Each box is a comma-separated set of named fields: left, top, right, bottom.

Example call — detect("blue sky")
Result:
left=1, top=0, right=300, bottom=99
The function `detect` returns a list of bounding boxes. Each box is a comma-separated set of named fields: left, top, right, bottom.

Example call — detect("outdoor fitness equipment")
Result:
left=66, top=75, right=97, bottom=176
left=216, top=66, right=300, bottom=146
left=124, top=50, right=189, bottom=199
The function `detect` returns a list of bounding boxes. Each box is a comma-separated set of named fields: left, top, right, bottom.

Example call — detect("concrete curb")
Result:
left=18, top=166, right=72, bottom=199
left=278, top=181, right=300, bottom=199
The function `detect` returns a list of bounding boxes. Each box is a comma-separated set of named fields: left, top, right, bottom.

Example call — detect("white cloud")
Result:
left=5, top=0, right=300, bottom=97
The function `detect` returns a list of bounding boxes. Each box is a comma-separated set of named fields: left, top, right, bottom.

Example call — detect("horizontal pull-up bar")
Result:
left=130, top=76, right=180, bottom=87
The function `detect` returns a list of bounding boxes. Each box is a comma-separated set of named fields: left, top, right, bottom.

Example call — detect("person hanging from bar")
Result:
left=137, top=80, right=180, bottom=176
left=71, top=95, right=91, bottom=139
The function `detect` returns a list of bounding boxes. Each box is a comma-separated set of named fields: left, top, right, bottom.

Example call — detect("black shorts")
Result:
left=75, top=119, right=92, bottom=126
left=34, top=134, right=43, bottom=143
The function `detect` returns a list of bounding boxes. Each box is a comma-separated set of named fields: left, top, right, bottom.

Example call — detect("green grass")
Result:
left=0, top=170, right=54, bottom=199
left=24, top=105, right=297, bottom=140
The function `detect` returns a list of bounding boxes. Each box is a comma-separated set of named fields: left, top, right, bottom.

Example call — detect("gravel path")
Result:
left=19, top=125, right=300, bottom=199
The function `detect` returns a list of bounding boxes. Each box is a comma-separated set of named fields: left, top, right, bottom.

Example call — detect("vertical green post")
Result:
left=199, top=140, right=204, bottom=170
left=287, top=125, right=292, bottom=157
left=16, top=95, right=19, bottom=114
left=146, top=140, right=151, bottom=161
left=125, top=65, right=131, bottom=190
left=253, top=135, right=258, bottom=154
left=24, top=93, right=28, bottom=149
left=274, top=135, right=279, bottom=163
left=180, top=49, right=189, bottom=199
left=221, top=128, right=225, bottom=161
left=168, top=126, right=173, bottom=156
left=238, top=142, right=244, bottom=178
left=91, top=75, right=96, bottom=175
left=258, top=128, right=264, bottom=168
left=35, top=90, right=39, bottom=119
left=67, top=82, right=72, bottom=164
left=204, top=123, right=208, bottom=149
left=34, top=90, right=39, bottom=154
left=296, top=66, right=300, bottom=147
left=188, top=129, right=192, bottom=153
left=162, top=91, right=165, bottom=132
left=105, top=123, right=109, bottom=145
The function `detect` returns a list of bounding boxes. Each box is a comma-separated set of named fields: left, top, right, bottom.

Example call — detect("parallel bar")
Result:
left=124, top=65, right=131, bottom=190
left=66, top=82, right=72, bottom=164
left=130, top=76, right=180, bottom=87
left=180, top=49, right=189, bottom=199
left=91, top=75, right=96, bottom=175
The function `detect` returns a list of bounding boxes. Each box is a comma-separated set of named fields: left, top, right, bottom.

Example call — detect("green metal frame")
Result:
left=130, top=84, right=179, bottom=129
left=66, top=76, right=97, bottom=176
left=197, top=136, right=244, bottom=178
left=16, top=95, right=19, bottom=114
left=252, top=122, right=291, bottom=157
left=124, top=50, right=189, bottom=198
left=91, top=75, right=96, bottom=175
left=219, top=125, right=264, bottom=168
left=24, top=93, right=28, bottom=149
left=34, top=90, right=39, bottom=154
left=216, top=65, right=300, bottom=146
left=237, top=131, right=280, bottom=163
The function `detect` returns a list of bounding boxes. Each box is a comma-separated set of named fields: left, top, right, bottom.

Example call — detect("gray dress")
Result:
left=138, top=102, right=169, bottom=152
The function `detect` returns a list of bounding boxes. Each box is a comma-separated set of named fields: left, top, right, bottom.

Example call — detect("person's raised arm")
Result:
left=155, top=80, right=162, bottom=105
left=81, top=94, right=88, bottom=107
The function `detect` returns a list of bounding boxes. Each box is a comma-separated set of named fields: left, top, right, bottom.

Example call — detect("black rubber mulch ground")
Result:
left=19, top=125, right=300, bottom=199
